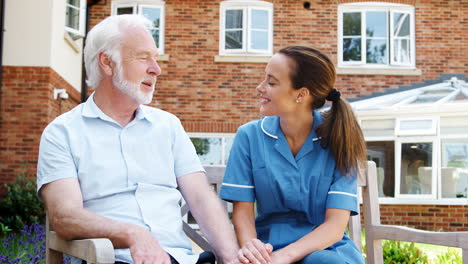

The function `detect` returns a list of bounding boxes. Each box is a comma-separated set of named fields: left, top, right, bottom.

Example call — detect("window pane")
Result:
left=367, top=141, right=395, bottom=197
left=151, top=29, right=160, bottom=47
left=366, top=39, right=387, bottom=64
left=251, top=30, right=268, bottom=50
left=343, top=12, right=361, bottom=35
left=66, top=6, right=80, bottom=30
left=225, top=30, right=242, bottom=49
left=117, top=7, right=134, bottom=15
left=226, top=9, right=243, bottom=29
left=224, top=137, right=234, bottom=164
left=440, top=116, right=468, bottom=135
left=361, top=119, right=395, bottom=137
left=343, top=38, right=361, bottom=61
left=394, top=13, right=410, bottom=37
left=251, top=9, right=268, bottom=30
left=67, top=0, right=80, bottom=7
left=141, top=7, right=160, bottom=28
left=441, top=139, right=468, bottom=198
left=393, top=38, right=410, bottom=64
left=399, top=119, right=433, bottom=131
left=400, top=143, right=433, bottom=195
left=366, top=12, right=386, bottom=37
left=191, top=138, right=222, bottom=165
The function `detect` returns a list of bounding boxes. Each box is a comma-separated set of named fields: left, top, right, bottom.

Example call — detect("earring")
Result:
left=295, top=99, right=300, bottom=103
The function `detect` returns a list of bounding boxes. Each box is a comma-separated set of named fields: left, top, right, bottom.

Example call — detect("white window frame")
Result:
left=112, top=1, right=166, bottom=55
left=338, top=2, right=415, bottom=68
left=65, top=0, right=86, bottom=37
left=188, top=133, right=236, bottom=166
left=395, top=117, right=437, bottom=136
left=220, top=0, right=273, bottom=56
left=395, top=137, right=438, bottom=200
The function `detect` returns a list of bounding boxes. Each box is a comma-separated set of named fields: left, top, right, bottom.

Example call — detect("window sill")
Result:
left=64, top=33, right=80, bottom=54
left=214, top=55, right=271, bottom=63
left=157, top=54, right=170, bottom=61
left=337, top=67, right=422, bottom=76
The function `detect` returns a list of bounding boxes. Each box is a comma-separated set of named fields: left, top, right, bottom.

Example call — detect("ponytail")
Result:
left=317, top=98, right=367, bottom=175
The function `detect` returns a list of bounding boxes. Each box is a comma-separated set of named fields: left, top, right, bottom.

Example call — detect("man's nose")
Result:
left=148, top=59, right=162, bottom=76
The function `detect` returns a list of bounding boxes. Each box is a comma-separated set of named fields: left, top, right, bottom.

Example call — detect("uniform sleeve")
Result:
left=326, top=167, right=359, bottom=216
left=171, top=117, right=204, bottom=178
left=37, top=122, right=78, bottom=198
left=220, top=126, right=255, bottom=203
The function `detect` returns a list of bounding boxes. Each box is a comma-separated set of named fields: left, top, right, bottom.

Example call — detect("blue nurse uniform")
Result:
left=220, top=110, right=364, bottom=264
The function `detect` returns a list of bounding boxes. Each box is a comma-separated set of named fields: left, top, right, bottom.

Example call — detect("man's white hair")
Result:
left=84, top=14, right=153, bottom=90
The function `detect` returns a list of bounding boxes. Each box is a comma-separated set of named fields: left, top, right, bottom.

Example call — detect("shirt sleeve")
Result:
left=36, top=122, right=78, bottom=199
left=220, top=126, right=255, bottom=203
left=326, top=167, right=359, bottom=216
left=171, top=117, right=204, bottom=178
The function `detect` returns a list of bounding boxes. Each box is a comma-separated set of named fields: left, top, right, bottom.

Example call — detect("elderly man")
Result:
left=37, top=15, right=239, bottom=264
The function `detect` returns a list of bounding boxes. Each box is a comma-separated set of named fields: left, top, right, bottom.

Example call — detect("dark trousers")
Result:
left=82, top=251, right=216, bottom=264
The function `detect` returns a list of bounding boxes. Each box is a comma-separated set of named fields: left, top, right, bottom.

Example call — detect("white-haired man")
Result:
left=37, top=15, right=239, bottom=264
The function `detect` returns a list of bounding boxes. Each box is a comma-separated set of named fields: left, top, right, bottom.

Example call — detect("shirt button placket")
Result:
left=120, top=128, right=131, bottom=187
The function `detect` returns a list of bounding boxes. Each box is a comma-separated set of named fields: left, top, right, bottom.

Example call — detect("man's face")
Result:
left=113, top=26, right=161, bottom=105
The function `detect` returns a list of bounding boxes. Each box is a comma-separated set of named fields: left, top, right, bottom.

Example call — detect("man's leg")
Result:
left=169, top=251, right=215, bottom=264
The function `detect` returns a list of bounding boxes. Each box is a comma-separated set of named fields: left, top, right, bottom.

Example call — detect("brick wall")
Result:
left=380, top=205, right=468, bottom=231
left=87, top=0, right=468, bottom=132
left=0, top=66, right=80, bottom=192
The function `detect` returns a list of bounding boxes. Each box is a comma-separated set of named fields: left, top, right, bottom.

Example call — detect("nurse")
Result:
left=220, top=46, right=367, bottom=264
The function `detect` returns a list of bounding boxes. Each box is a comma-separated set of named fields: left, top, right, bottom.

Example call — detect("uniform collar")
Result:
left=82, top=93, right=152, bottom=124
left=260, top=110, right=323, bottom=140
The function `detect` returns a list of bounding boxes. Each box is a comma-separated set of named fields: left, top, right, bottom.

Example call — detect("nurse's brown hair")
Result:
left=278, top=46, right=367, bottom=175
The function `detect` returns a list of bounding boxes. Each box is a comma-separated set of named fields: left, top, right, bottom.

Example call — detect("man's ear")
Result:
left=98, top=52, right=114, bottom=76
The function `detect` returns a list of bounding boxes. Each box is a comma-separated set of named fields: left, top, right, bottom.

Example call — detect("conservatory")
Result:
left=351, top=76, right=468, bottom=204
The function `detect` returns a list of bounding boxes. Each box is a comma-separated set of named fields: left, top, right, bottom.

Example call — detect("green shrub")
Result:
left=383, top=240, right=429, bottom=264
left=0, top=173, right=45, bottom=232
left=434, top=248, right=462, bottom=264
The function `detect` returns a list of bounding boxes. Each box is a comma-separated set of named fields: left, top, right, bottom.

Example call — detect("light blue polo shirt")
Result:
left=220, top=110, right=363, bottom=263
left=37, top=94, right=204, bottom=264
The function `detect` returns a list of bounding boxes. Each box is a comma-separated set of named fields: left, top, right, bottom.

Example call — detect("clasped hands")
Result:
left=237, top=239, right=289, bottom=264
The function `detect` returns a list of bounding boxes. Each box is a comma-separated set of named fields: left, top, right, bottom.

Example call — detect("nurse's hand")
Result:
left=237, top=238, right=273, bottom=264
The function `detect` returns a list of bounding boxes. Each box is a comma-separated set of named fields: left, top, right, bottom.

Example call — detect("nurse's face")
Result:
left=256, top=53, right=299, bottom=117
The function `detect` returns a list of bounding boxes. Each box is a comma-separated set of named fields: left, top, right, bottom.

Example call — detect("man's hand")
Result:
left=127, top=225, right=171, bottom=264
left=237, top=238, right=273, bottom=264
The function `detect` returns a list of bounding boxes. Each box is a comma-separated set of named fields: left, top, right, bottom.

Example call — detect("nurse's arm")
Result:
left=177, top=171, right=239, bottom=264
left=271, top=208, right=350, bottom=264
left=233, top=201, right=273, bottom=264
left=41, top=177, right=171, bottom=264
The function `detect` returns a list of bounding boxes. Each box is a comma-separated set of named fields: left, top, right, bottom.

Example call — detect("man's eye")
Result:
left=268, top=82, right=275, bottom=86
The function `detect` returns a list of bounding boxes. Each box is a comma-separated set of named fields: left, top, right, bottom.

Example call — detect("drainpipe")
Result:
left=81, top=0, right=101, bottom=103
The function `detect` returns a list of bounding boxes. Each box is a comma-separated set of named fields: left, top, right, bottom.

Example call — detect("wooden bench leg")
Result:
left=46, top=247, right=63, bottom=264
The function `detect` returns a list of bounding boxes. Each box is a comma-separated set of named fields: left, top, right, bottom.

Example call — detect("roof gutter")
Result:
left=0, top=0, right=5, bottom=106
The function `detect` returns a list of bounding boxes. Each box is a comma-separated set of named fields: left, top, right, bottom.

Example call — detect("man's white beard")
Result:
left=113, top=64, right=155, bottom=105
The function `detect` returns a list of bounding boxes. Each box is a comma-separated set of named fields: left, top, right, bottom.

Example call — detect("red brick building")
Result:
left=0, top=0, right=466, bottom=231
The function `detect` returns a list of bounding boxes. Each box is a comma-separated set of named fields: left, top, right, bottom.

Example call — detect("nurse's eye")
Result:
left=268, top=82, right=275, bottom=86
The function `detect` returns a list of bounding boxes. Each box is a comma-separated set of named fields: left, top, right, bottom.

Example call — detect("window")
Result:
left=220, top=0, right=273, bottom=56
left=65, top=0, right=86, bottom=37
left=112, top=2, right=165, bottom=54
left=338, top=3, right=415, bottom=68
left=189, top=133, right=235, bottom=165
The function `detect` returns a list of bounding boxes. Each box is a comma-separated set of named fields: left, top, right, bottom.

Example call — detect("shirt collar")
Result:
left=82, top=92, right=153, bottom=124
left=260, top=110, right=324, bottom=140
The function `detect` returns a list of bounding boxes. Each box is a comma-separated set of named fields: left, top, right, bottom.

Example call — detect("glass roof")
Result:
left=351, top=77, right=468, bottom=111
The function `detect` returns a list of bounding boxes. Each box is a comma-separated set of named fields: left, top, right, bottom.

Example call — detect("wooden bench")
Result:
left=46, top=162, right=468, bottom=263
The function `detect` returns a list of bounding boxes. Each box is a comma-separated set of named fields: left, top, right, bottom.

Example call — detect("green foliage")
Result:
left=191, top=138, right=210, bottom=156
left=383, top=240, right=429, bottom=264
left=0, top=173, right=45, bottom=232
left=434, top=248, right=462, bottom=264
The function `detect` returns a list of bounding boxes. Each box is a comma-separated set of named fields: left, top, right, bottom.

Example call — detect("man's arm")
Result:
left=42, top=177, right=171, bottom=264
left=177, top=172, right=240, bottom=264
